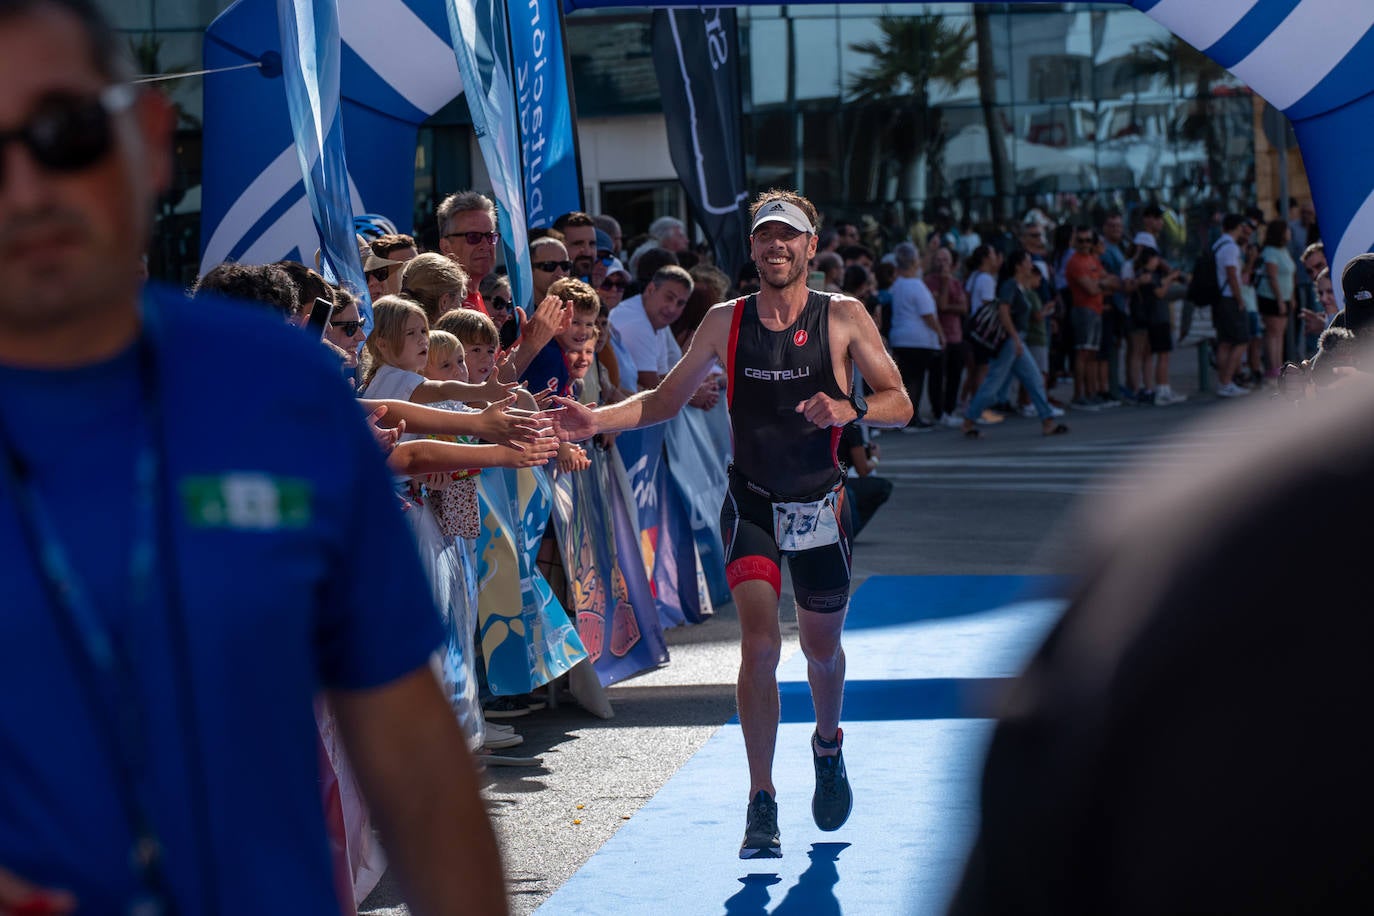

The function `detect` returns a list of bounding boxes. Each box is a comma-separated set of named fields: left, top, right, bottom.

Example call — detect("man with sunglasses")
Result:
left=437, top=190, right=501, bottom=315
left=0, top=1, right=506, bottom=913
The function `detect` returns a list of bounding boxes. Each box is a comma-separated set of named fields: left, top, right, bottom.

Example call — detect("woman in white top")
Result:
left=1256, top=219, right=1297, bottom=382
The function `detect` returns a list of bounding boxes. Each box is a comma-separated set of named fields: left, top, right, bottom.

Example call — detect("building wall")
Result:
left=99, top=0, right=1280, bottom=280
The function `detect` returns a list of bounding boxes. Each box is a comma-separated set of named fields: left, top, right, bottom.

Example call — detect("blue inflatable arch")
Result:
left=563, top=0, right=1374, bottom=298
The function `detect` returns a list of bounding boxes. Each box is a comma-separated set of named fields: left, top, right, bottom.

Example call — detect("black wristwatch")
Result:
left=849, top=388, right=868, bottom=422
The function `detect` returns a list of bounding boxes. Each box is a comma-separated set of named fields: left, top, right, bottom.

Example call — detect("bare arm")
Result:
left=331, top=668, right=507, bottom=916
left=357, top=398, right=546, bottom=449
left=409, top=376, right=517, bottom=407
left=386, top=436, right=559, bottom=475
left=552, top=303, right=732, bottom=440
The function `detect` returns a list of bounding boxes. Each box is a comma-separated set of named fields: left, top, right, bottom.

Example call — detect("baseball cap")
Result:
left=1132, top=231, right=1158, bottom=250
left=363, top=252, right=405, bottom=273
left=605, top=257, right=630, bottom=280
left=751, top=199, right=814, bottom=235
left=1341, top=252, right=1374, bottom=311
left=595, top=228, right=614, bottom=256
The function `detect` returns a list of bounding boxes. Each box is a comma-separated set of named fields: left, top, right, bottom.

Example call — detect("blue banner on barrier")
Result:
left=664, top=403, right=732, bottom=609
left=550, top=451, right=668, bottom=686
left=474, top=467, right=586, bottom=694
left=506, top=0, right=582, bottom=228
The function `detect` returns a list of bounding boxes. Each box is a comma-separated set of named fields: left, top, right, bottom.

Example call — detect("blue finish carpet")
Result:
left=536, top=576, right=1068, bottom=915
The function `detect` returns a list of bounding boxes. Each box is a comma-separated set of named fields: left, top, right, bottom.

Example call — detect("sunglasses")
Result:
left=600, top=278, right=627, bottom=291
left=330, top=319, right=363, bottom=335
left=533, top=260, right=573, bottom=273
left=445, top=230, right=500, bottom=245
left=1075, top=237, right=1094, bottom=245
left=366, top=267, right=390, bottom=282
left=489, top=296, right=512, bottom=312
left=0, top=85, right=136, bottom=181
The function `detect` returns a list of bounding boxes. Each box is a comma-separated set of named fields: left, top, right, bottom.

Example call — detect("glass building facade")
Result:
left=730, top=2, right=1256, bottom=243
left=98, top=1, right=1261, bottom=281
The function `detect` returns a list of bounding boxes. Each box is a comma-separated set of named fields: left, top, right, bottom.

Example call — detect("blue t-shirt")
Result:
left=521, top=339, right=570, bottom=396
left=0, top=287, right=442, bottom=914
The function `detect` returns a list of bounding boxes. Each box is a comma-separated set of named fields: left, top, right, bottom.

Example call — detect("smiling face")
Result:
left=751, top=223, right=817, bottom=292
left=565, top=338, right=596, bottom=380
left=324, top=299, right=363, bottom=366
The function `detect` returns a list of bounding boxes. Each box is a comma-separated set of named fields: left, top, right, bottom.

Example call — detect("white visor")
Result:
left=751, top=200, right=814, bottom=235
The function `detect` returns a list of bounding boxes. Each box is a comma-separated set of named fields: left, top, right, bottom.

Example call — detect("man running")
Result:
left=554, top=190, right=911, bottom=858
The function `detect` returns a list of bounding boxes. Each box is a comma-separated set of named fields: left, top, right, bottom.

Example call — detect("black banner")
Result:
left=651, top=7, right=750, bottom=282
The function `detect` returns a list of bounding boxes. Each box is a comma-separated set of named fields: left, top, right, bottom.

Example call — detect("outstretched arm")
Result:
left=552, top=302, right=732, bottom=441
left=386, top=436, right=559, bottom=475
left=357, top=398, right=548, bottom=450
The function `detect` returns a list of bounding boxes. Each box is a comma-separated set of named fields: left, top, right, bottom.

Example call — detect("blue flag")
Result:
left=506, top=0, right=583, bottom=228
left=444, top=0, right=534, bottom=311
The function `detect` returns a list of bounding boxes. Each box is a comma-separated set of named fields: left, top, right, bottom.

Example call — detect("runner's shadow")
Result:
left=723, top=873, right=780, bottom=915
left=723, top=842, right=850, bottom=915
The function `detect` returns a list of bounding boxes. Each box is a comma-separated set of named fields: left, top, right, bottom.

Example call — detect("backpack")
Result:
left=1187, top=237, right=1226, bottom=307
left=968, top=299, right=1007, bottom=351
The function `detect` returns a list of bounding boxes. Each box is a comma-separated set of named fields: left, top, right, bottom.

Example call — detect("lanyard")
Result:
left=0, top=323, right=175, bottom=915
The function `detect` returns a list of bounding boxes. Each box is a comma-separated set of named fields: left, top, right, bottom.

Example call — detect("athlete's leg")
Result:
left=798, top=601, right=848, bottom=753
left=722, top=484, right=786, bottom=800
left=735, top=577, right=783, bottom=797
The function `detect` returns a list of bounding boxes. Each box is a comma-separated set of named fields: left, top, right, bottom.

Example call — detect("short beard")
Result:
left=760, top=258, right=808, bottom=291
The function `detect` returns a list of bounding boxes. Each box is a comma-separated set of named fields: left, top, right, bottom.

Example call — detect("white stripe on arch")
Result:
left=1143, top=0, right=1260, bottom=53
left=200, top=145, right=303, bottom=273
left=1230, top=0, right=1374, bottom=111
left=340, top=0, right=462, bottom=116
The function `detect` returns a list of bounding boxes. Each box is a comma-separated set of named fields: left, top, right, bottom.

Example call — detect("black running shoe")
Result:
left=739, top=790, right=781, bottom=859
left=811, top=729, right=853, bottom=832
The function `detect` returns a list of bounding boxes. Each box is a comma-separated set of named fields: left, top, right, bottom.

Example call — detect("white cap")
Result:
left=751, top=199, right=814, bottom=234
left=605, top=257, right=630, bottom=280
left=1132, top=231, right=1159, bottom=250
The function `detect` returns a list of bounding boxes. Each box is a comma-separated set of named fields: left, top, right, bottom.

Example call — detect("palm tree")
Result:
left=848, top=14, right=977, bottom=211
left=973, top=8, right=1012, bottom=221
left=1123, top=35, right=1231, bottom=191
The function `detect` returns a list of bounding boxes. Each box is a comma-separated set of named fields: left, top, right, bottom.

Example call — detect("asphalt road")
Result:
left=363, top=373, right=1259, bottom=915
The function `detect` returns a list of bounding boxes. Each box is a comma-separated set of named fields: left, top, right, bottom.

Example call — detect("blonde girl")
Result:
left=359, top=295, right=510, bottom=404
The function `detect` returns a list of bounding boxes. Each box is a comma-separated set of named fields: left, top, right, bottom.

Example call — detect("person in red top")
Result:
left=1064, top=226, right=1119, bottom=407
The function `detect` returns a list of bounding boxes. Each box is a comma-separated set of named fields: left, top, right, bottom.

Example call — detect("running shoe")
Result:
left=1070, top=397, right=1101, bottom=411
left=811, top=730, right=853, bottom=832
left=740, top=790, right=782, bottom=859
